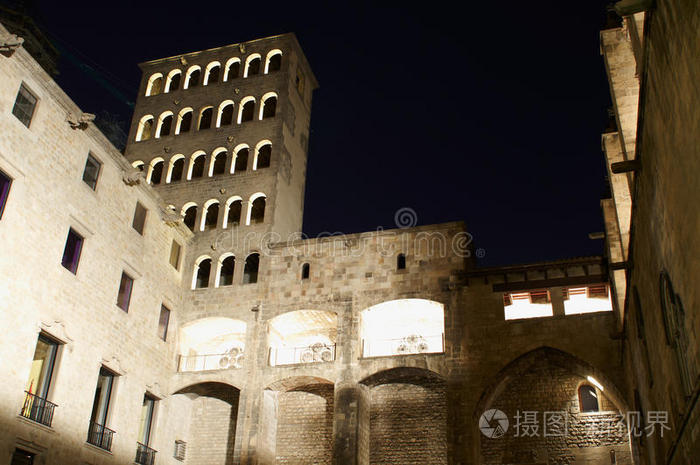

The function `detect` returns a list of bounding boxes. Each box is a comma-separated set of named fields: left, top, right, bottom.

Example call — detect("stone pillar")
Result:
left=332, top=381, right=370, bottom=465
left=550, top=287, right=566, bottom=317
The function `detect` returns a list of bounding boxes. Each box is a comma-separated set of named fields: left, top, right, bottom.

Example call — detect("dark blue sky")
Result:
left=24, top=0, right=614, bottom=266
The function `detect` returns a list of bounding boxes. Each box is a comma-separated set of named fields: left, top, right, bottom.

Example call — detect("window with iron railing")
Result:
left=22, top=334, right=59, bottom=426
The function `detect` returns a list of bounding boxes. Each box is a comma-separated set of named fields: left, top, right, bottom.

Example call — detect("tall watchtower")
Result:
left=124, top=34, right=317, bottom=286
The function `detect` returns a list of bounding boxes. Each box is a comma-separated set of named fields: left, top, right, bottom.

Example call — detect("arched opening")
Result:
left=182, top=204, right=197, bottom=231
left=135, top=115, right=154, bottom=141
left=217, top=101, right=234, bottom=127
left=254, top=142, right=272, bottom=169
left=175, top=108, right=193, bottom=134
left=178, top=318, right=247, bottom=371
left=225, top=198, right=242, bottom=227
left=268, top=310, right=336, bottom=366
left=145, top=73, right=163, bottom=96
left=155, top=112, right=173, bottom=138
left=193, top=257, right=212, bottom=289
left=397, top=253, right=406, bottom=270
left=260, top=93, right=277, bottom=119
left=132, top=161, right=145, bottom=172
left=201, top=201, right=219, bottom=231
left=198, top=107, right=213, bottom=130
left=224, top=58, right=240, bottom=81
left=189, top=152, right=206, bottom=179
left=148, top=158, right=164, bottom=185
left=243, top=253, right=259, bottom=284
left=233, top=146, right=249, bottom=173
left=301, top=263, right=310, bottom=280
left=244, top=54, right=261, bottom=77
left=210, top=149, right=228, bottom=176
left=239, top=98, right=255, bottom=123
left=165, top=69, right=181, bottom=93
left=184, top=66, right=201, bottom=88
left=265, top=50, right=282, bottom=73
left=360, top=299, right=445, bottom=357
left=217, top=255, right=236, bottom=287
left=248, top=194, right=266, bottom=225
left=168, top=155, right=185, bottom=183
left=578, top=384, right=600, bottom=412
left=204, top=62, right=220, bottom=85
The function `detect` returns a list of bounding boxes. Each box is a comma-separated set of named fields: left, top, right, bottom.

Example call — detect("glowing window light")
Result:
left=563, top=285, right=613, bottom=315
left=587, top=376, right=604, bottom=391
left=503, top=291, right=553, bottom=320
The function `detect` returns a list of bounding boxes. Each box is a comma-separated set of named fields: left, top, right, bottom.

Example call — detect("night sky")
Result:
left=21, top=1, right=613, bottom=266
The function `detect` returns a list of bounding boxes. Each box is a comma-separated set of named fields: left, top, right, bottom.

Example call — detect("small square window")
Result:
left=0, top=170, right=12, bottom=220
left=117, top=272, right=134, bottom=312
left=82, top=153, right=102, bottom=190
left=169, top=240, right=181, bottom=270
left=12, top=84, right=38, bottom=128
left=132, top=202, right=148, bottom=235
left=158, top=305, right=170, bottom=341
left=61, top=228, right=84, bottom=274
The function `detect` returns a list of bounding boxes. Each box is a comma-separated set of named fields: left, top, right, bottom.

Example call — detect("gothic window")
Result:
left=260, top=94, right=277, bottom=119
left=149, top=159, right=164, bottom=185
left=243, top=253, right=260, bottom=284
left=244, top=55, right=261, bottom=77
left=185, top=66, right=201, bottom=88
left=218, top=101, right=234, bottom=127
left=156, top=112, right=173, bottom=137
left=204, top=62, right=220, bottom=85
left=198, top=107, right=213, bottom=130
left=176, top=108, right=193, bottom=134
left=226, top=199, right=242, bottom=227
left=265, top=50, right=282, bottom=73
left=194, top=258, right=212, bottom=289
left=234, top=147, right=249, bottom=173
left=249, top=195, right=266, bottom=224
left=136, top=115, right=154, bottom=141
left=211, top=150, right=228, bottom=176
left=219, top=256, right=235, bottom=286
left=190, top=154, right=205, bottom=179
left=578, top=385, right=599, bottom=412
left=254, top=143, right=271, bottom=169
left=145, top=74, right=163, bottom=96
left=202, top=202, right=219, bottom=231
left=165, top=70, right=181, bottom=92
left=169, top=156, right=185, bottom=182
left=239, top=98, right=255, bottom=123
left=224, top=58, right=241, bottom=81
left=183, top=205, right=197, bottom=231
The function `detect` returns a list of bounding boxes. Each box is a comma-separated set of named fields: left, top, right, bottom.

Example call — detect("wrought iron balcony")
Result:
left=178, top=348, right=244, bottom=372
left=87, top=421, right=115, bottom=451
left=20, top=391, right=57, bottom=427
left=269, top=342, right=336, bottom=366
left=135, top=442, right=157, bottom=465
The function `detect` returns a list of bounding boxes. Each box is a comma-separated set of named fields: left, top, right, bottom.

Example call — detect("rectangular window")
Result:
left=21, top=334, right=59, bottom=426
left=61, top=228, right=84, bottom=274
left=11, top=449, right=35, bottom=465
left=117, top=272, right=134, bottom=312
left=0, top=169, right=13, bottom=220
left=82, top=153, right=102, bottom=190
left=169, top=240, right=181, bottom=270
left=88, top=367, right=116, bottom=450
left=158, top=305, right=170, bottom=341
left=132, top=202, right=148, bottom=235
left=138, top=394, right=156, bottom=445
left=12, top=84, right=38, bottom=128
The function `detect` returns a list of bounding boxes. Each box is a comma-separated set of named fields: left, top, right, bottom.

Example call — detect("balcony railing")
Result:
left=269, top=343, right=336, bottom=366
left=135, top=442, right=157, bottom=465
left=20, top=391, right=57, bottom=427
left=178, top=349, right=244, bottom=372
left=362, top=333, right=444, bottom=358
left=87, top=421, right=115, bottom=451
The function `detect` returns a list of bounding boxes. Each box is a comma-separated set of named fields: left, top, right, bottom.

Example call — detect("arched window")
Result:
left=224, top=58, right=240, bottom=81
left=254, top=142, right=271, bottom=170
left=233, top=146, right=249, bottom=173
left=238, top=98, right=255, bottom=123
left=209, top=149, right=227, bottom=176
left=156, top=112, right=173, bottom=138
left=176, top=108, right=193, bottom=134
left=260, top=93, right=277, bottom=120
left=217, top=101, right=234, bottom=127
left=189, top=153, right=206, bottom=179
left=135, top=115, right=154, bottom=141
left=167, top=155, right=185, bottom=183
left=265, top=50, right=282, bottom=73
left=193, top=257, right=212, bottom=289
left=243, top=253, right=260, bottom=284
left=148, top=159, right=164, bottom=185
left=201, top=201, right=219, bottom=231
left=244, top=54, right=261, bottom=77
left=165, top=70, right=181, bottom=93
left=248, top=194, right=266, bottom=225
left=225, top=198, right=242, bottom=227
left=301, top=263, right=310, bottom=280
left=132, top=161, right=145, bottom=172
left=198, top=107, right=213, bottom=130
left=397, top=253, right=406, bottom=270
left=185, top=66, right=201, bottom=88
left=182, top=204, right=198, bottom=231
left=578, top=385, right=599, bottom=412
left=204, top=62, right=221, bottom=85
left=145, top=73, right=163, bottom=96
left=218, top=255, right=235, bottom=286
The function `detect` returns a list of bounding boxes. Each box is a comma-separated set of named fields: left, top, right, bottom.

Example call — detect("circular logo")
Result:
left=479, top=409, right=509, bottom=438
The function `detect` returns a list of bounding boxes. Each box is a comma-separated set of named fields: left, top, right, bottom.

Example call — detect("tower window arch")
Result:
left=244, top=54, right=261, bottom=77
left=238, top=97, right=256, bottom=123
left=204, top=62, right=221, bottom=85
left=247, top=193, right=266, bottom=225
left=145, top=73, right=163, bottom=96
left=210, top=148, right=228, bottom=176
left=193, top=256, right=212, bottom=289
left=243, top=253, right=260, bottom=284
left=217, top=101, right=235, bottom=127
left=132, top=161, right=145, bottom=172
left=224, top=57, right=241, bottom=81
left=184, top=66, right=201, bottom=89
left=224, top=198, right=242, bottom=227
left=188, top=152, right=206, bottom=179
left=135, top=115, right=154, bottom=141
left=260, top=92, right=277, bottom=120
left=167, top=155, right=185, bottom=183
left=578, top=384, right=599, bottom=413
left=148, top=158, right=165, bottom=185
left=165, top=69, right=181, bottom=93
left=155, top=111, right=174, bottom=138
left=198, top=107, right=213, bottom=130
left=175, top=108, right=193, bottom=134
left=201, top=200, right=220, bottom=231
left=264, top=49, right=282, bottom=74
left=182, top=203, right=198, bottom=231
left=217, top=255, right=236, bottom=286
left=301, top=263, right=310, bottom=280
left=232, top=144, right=249, bottom=174
left=254, top=142, right=272, bottom=170
left=397, top=253, right=407, bottom=270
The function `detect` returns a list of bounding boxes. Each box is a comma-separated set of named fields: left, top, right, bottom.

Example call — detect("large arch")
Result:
left=267, top=310, right=338, bottom=366
left=178, top=318, right=247, bottom=372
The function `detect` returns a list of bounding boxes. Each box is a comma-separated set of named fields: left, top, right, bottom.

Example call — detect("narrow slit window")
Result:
left=82, top=153, right=101, bottom=190
left=397, top=253, right=406, bottom=270
left=61, top=228, right=84, bottom=274
left=301, top=263, right=310, bottom=280
left=158, top=305, right=170, bottom=341
left=117, top=272, right=134, bottom=312
left=169, top=240, right=181, bottom=270
left=132, top=202, right=148, bottom=235
left=12, top=84, right=38, bottom=128
left=0, top=170, right=12, bottom=220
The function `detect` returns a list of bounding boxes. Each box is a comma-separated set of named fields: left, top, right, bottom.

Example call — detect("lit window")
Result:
left=578, top=384, right=599, bottom=412
left=169, top=241, right=181, bottom=270
left=503, top=290, right=553, bottom=320
left=562, top=285, right=613, bottom=315
left=61, top=228, right=84, bottom=274
left=158, top=306, right=170, bottom=341
left=82, top=153, right=101, bottom=190
left=12, top=84, right=37, bottom=128
left=87, top=367, right=116, bottom=450
left=132, top=202, right=148, bottom=235
left=0, top=169, right=11, bottom=220
left=21, top=334, right=59, bottom=427
left=117, top=272, right=134, bottom=312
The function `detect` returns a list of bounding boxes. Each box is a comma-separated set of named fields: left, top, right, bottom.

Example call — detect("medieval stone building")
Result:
left=0, top=1, right=696, bottom=464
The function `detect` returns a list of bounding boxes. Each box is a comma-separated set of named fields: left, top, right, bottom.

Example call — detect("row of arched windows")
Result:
left=132, top=141, right=272, bottom=185
left=135, top=93, right=278, bottom=141
left=193, top=252, right=260, bottom=289
left=145, top=49, right=283, bottom=97
left=179, top=193, right=266, bottom=232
